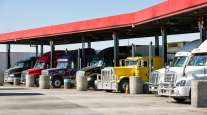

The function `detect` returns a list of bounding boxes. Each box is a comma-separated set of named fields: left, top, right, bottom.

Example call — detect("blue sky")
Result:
left=0, top=0, right=198, bottom=52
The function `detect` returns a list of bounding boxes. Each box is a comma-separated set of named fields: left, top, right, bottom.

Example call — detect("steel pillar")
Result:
left=78, top=48, right=81, bottom=70
left=132, top=44, right=136, bottom=57
left=50, top=41, right=55, bottom=68
left=6, top=44, right=11, bottom=69
left=81, top=37, right=86, bottom=67
left=40, top=45, right=44, bottom=56
left=35, top=45, right=38, bottom=57
left=198, top=17, right=207, bottom=42
left=155, top=35, right=159, bottom=56
left=113, top=32, right=119, bottom=66
left=161, top=27, right=168, bottom=66
left=87, top=42, right=91, bottom=48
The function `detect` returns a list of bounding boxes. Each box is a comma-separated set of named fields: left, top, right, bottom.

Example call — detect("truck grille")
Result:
left=164, top=71, right=176, bottom=84
left=101, top=67, right=115, bottom=82
left=4, top=71, right=9, bottom=79
left=149, top=72, right=159, bottom=85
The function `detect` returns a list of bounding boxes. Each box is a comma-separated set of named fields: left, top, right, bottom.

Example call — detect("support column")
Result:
left=87, top=42, right=91, bottom=48
left=78, top=48, right=81, bottom=70
left=6, top=44, right=11, bottom=69
left=50, top=41, right=55, bottom=68
left=155, top=35, right=159, bottom=56
left=132, top=44, right=136, bottom=57
left=40, top=45, right=44, bottom=56
left=198, top=17, right=207, bottom=42
left=81, top=37, right=86, bottom=68
left=112, top=32, right=119, bottom=67
left=35, top=45, right=38, bottom=57
left=161, top=27, right=168, bottom=66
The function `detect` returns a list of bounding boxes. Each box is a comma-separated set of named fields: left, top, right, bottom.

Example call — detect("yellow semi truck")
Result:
left=95, top=56, right=162, bottom=93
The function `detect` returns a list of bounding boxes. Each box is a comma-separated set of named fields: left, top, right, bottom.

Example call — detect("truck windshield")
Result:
left=172, top=56, right=187, bottom=67
left=57, top=61, right=68, bottom=69
left=189, top=54, right=207, bottom=66
left=14, top=62, right=24, bottom=68
left=34, top=62, right=45, bottom=68
left=90, top=60, right=103, bottom=67
left=125, top=60, right=138, bottom=66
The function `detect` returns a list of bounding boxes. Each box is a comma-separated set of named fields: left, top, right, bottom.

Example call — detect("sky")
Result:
left=0, top=0, right=199, bottom=52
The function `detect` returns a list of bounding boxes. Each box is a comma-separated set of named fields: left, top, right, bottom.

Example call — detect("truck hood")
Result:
left=27, top=68, right=45, bottom=76
left=80, top=66, right=102, bottom=72
left=5, top=67, right=23, bottom=74
left=42, top=68, right=66, bottom=76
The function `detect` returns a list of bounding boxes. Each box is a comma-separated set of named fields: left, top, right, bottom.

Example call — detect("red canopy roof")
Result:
left=0, top=0, right=207, bottom=43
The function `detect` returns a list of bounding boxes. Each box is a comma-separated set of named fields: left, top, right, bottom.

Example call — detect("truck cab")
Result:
left=25, top=50, right=65, bottom=86
left=149, top=40, right=201, bottom=94
left=95, top=56, right=162, bottom=93
left=41, top=48, right=95, bottom=88
left=76, top=46, right=132, bottom=88
left=159, top=40, right=207, bottom=102
left=4, top=57, right=36, bottom=84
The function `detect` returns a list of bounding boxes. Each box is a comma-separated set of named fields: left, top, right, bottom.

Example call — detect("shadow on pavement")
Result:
left=0, top=93, right=43, bottom=96
left=0, top=88, right=28, bottom=90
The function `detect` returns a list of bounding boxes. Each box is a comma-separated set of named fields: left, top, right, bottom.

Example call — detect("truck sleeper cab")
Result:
left=41, top=48, right=95, bottom=88
left=96, top=56, right=162, bottom=93
left=4, top=57, right=36, bottom=84
left=162, top=40, right=207, bottom=102
left=25, top=51, right=65, bottom=86
left=149, top=39, right=201, bottom=94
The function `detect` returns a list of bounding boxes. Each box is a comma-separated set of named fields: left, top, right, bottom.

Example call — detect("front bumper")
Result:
left=171, top=86, right=191, bottom=98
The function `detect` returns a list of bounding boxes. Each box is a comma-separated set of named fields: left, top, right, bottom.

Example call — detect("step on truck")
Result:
left=163, top=40, right=207, bottom=102
left=4, top=57, right=36, bottom=84
left=41, top=48, right=95, bottom=88
left=22, top=50, right=65, bottom=86
left=149, top=40, right=201, bottom=94
left=95, top=56, right=162, bottom=93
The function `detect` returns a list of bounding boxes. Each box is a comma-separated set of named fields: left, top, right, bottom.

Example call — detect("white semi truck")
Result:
left=165, top=40, right=207, bottom=102
left=149, top=40, right=201, bottom=94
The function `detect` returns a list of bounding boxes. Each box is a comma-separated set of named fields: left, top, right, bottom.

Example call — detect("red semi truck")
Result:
left=25, top=50, right=65, bottom=86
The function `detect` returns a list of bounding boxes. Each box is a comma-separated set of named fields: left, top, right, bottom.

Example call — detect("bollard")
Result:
left=13, top=77, right=20, bottom=86
left=130, top=76, right=143, bottom=94
left=26, top=74, right=35, bottom=88
left=76, top=71, right=88, bottom=91
left=0, top=70, right=4, bottom=86
left=39, top=75, right=50, bottom=89
left=191, top=80, right=207, bottom=108
left=64, top=79, right=71, bottom=89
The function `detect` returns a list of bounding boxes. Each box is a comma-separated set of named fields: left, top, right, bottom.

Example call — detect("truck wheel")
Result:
left=173, top=98, right=186, bottom=103
left=119, top=79, right=129, bottom=93
left=51, top=77, right=62, bottom=88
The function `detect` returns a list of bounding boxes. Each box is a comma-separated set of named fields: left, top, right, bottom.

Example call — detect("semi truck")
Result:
left=164, top=40, right=207, bottom=102
left=95, top=56, right=162, bottom=93
left=41, top=48, right=95, bottom=88
left=76, top=46, right=133, bottom=89
left=4, top=57, right=36, bottom=84
left=23, top=51, right=65, bottom=86
left=149, top=40, right=201, bottom=94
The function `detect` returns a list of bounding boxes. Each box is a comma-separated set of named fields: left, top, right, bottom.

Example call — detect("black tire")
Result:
left=34, top=77, right=39, bottom=87
left=119, top=79, right=129, bottom=93
left=173, top=98, right=186, bottom=103
left=87, top=73, right=98, bottom=89
left=50, top=77, right=63, bottom=88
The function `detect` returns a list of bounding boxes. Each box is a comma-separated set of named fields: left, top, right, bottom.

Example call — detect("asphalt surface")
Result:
left=0, top=85, right=207, bottom=115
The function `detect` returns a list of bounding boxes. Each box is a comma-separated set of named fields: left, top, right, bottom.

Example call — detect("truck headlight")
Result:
left=9, top=74, right=15, bottom=77
left=176, top=80, right=186, bottom=87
